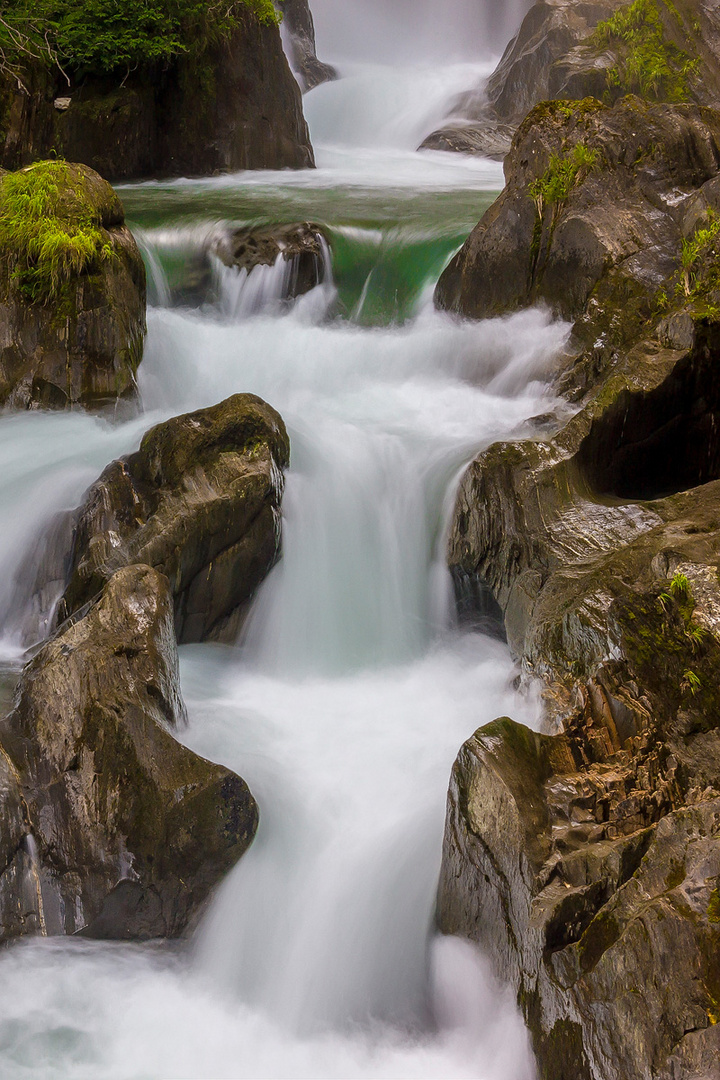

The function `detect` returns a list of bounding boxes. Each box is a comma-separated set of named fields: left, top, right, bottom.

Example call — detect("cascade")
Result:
left=0, top=8, right=568, bottom=1078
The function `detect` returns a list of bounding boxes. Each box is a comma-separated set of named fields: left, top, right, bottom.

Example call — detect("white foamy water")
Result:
left=0, top=31, right=568, bottom=1080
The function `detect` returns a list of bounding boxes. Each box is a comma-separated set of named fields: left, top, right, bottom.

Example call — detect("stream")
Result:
left=0, top=46, right=569, bottom=1080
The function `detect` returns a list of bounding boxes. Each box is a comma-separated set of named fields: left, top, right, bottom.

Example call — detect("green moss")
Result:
left=593, top=0, right=698, bottom=103
left=0, top=160, right=114, bottom=303
left=709, top=888, right=720, bottom=923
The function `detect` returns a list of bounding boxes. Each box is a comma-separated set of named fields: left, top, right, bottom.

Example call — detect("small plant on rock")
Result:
left=593, top=0, right=698, bottom=103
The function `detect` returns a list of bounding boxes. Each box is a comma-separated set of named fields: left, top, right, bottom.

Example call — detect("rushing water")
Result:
left=0, top=49, right=570, bottom=1080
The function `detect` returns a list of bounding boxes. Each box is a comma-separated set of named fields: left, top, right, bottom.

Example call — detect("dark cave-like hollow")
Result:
left=575, top=324, right=720, bottom=501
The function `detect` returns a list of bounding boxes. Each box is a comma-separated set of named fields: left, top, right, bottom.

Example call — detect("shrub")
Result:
left=1, top=0, right=280, bottom=79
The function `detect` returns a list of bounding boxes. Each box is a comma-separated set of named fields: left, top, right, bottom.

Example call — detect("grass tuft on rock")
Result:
left=0, top=160, right=114, bottom=302
left=593, top=0, right=698, bottom=103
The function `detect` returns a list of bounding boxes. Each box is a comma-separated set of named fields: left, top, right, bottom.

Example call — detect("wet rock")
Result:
left=0, top=564, right=258, bottom=941
left=418, top=122, right=514, bottom=161
left=423, top=0, right=720, bottom=158
left=439, top=717, right=720, bottom=1080
left=442, top=307, right=720, bottom=1076
left=60, top=393, right=290, bottom=644
left=278, top=0, right=337, bottom=92
left=213, top=221, right=330, bottom=301
left=0, top=162, right=146, bottom=411
left=0, top=8, right=314, bottom=180
left=435, top=96, right=720, bottom=400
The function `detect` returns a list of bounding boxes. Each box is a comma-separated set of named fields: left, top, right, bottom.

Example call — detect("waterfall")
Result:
left=0, top=11, right=567, bottom=1074
left=309, top=0, right=534, bottom=64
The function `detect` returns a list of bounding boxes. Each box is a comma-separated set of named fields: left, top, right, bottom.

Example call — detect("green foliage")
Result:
left=593, top=0, right=698, bottom=103
left=656, top=572, right=708, bottom=693
left=528, top=143, right=599, bottom=283
left=0, top=160, right=113, bottom=302
left=0, top=0, right=279, bottom=78
left=677, top=211, right=720, bottom=308
left=709, top=888, right=720, bottom=923
left=528, top=143, right=599, bottom=219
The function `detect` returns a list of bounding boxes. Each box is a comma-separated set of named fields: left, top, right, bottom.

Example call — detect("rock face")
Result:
left=279, top=0, right=337, bottom=92
left=0, top=9, right=314, bottom=180
left=438, top=99, right=720, bottom=1080
left=423, top=0, right=720, bottom=158
left=60, top=393, right=290, bottom=644
left=0, top=162, right=146, bottom=410
left=0, top=564, right=258, bottom=941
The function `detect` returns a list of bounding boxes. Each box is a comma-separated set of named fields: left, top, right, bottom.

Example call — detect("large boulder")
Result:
left=439, top=718, right=720, bottom=1080
left=0, top=564, right=258, bottom=941
left=278, top=0, right=337, bottom=92
left=436, top=96, right=720, bottom=399
left=0, top=161, right=146, bottom=410
left=59, top=393, right=290, bottom=644
left=0, top=7, right=314, bottom=180
left=422, top=0, right=720, bottom=158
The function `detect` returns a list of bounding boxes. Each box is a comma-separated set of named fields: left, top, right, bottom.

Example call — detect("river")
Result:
left=0, top=44, right=569, bottom=1080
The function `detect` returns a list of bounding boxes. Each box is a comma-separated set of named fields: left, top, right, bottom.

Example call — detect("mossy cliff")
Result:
left=0, top=159, right=145, bottom=409
left=437, top=99, right=720, bottom=1080
left=0, top=2, right=313, bottom=180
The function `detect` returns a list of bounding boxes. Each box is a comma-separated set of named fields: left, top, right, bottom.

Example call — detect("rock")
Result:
left=435, top=96, right=720, bottom=400
left=441, top=253, right=720, bottom=1077
left=59, top=393, right=290, bottom=644
left=423, top=0, right=720, bottom=159
left=212, top=221, right=331, bottom=300
left=418, top=122, right=515, bottom=161
left=437, top=90, right=720, bottom=1076
left=278, top=0, right=337, bottom=92
left=439, top=718, right=720, bottom=1080
left=0, top=8, right=314, bottom=180
left=0, top=564, right=258, bottom=941
left=0, top=161, right=146, bottom=411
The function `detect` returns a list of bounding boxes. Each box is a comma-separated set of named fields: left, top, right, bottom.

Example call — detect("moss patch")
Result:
left=592, top=0, right=698, bottom=103
left=0, top=160, right=116, bottom=303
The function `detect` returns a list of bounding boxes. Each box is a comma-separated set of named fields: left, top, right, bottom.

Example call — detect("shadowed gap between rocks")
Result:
left=575, top=324, right=720, bottom=500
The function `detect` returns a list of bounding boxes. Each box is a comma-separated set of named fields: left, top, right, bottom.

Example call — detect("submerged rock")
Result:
left=278, top=0, right=337, bottom=92
left=0, top=161, right=145, bottom=410
left=60, top=393, right=290, bottom=644
left=213, top=221, right=330, bottom=301
left=0, top=564, right=258, bottom=941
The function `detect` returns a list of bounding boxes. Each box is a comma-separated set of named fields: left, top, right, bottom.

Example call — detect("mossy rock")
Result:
left=0, top=160, right=146, bottom=410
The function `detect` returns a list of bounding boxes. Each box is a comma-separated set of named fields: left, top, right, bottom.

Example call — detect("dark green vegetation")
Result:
left=0, top=159, right=115, bottom=301
left=593, top=0, right=699, bottom=102
left=0, top=0, right=278, bottom=81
